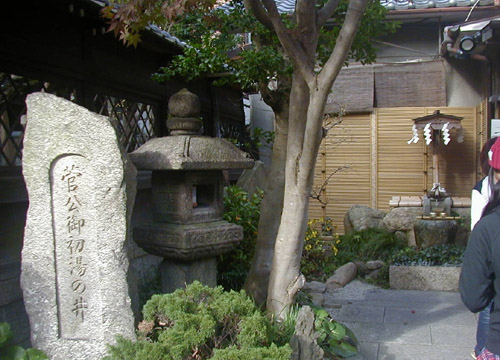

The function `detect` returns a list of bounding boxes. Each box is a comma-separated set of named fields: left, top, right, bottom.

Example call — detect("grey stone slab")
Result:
left=390, top=265, right=460, bottom=291
left=384, top=307, right=477, bottom=326
left=430, top=324, right=476, bottom=347
left=338, top=305, right=385, bottom=323
left=21, top=93, right=136, bottom=360
left=378, top=344, right=473, bottom=360
left=342, top=321, right=432, bottom=345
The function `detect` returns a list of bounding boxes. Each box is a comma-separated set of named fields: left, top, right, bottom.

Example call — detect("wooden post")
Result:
left=432, top=129, right=440, bottom=185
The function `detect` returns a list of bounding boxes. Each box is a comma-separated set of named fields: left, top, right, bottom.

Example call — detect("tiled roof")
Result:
left=229, top=0, right=495, bottom=13
left=380, top=0, right=494, bottom=10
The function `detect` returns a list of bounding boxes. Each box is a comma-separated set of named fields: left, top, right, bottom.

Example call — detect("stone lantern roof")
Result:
left=130, top=88, right=254, bottom=171
left=130, top=136, right=254, bottom=170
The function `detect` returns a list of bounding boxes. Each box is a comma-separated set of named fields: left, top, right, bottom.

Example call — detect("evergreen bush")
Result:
left=104, top=281, right=291, bottom=360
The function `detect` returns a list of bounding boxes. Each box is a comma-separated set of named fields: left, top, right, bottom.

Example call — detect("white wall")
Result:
left=249, top=93, right=275, bottom=168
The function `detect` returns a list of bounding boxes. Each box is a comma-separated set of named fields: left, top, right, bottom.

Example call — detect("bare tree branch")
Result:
left=318, top=0, right=368, bottom=91
left=296, top=0, right=317, bottom=34
left=244, top=0, right=274, bottom=31
left=317, top=0, right=341, bottom=28
left=257, top=0, right=317, bottom=87
left=310, top=164, right=351, bottom=205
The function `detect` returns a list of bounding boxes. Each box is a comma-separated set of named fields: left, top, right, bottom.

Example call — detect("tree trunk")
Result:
left=244, top=105, right=288, bottom=306
left=266, top=74, right=321, bottom=317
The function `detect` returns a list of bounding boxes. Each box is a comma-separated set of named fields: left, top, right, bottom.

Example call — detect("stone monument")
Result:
left=130, top=88, right=254, bottom=293
left=21, top=93, right=136, bottom=360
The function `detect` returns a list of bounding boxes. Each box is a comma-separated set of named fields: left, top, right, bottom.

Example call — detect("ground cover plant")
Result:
left=218, top=185, right=263, bottom=291
left=391, top=244, right=465, bottom=266
left=0, top=322, right=47, bottom=360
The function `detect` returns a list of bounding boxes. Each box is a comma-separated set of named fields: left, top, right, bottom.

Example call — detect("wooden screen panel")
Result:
left=376, top=108, right=427, bottom=211
left=308, top=114, right=371, bottom=233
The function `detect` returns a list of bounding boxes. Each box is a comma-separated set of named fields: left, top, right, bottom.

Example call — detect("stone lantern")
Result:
left=130, top=88, right=254, bottom=293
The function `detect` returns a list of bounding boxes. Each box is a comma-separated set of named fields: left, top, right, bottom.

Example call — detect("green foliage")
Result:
left=151, top=1, right=290, bottom=92
left=312, top=306, right=359, bottom=358
left=104, top=281, right=291, bottom=360
left=272, top=303, right=359, bottom=359
left=211, top=343, right=291, bottom=359
left=334, top=228, right=407, bottom=265
left=228, top=127, right=275, bottom=160
left=146, top=0, right=398, bottom=93
left=318, top=0, right=398, bottom=66
left=0, top=323, right=48, bottom=360
left=218, top=185, right=263, bottom=291
left=392, top=244, right=465, bottom=267
left=301, top=226, right=407, bottom=283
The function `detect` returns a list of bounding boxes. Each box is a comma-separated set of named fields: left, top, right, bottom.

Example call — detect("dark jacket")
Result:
left=460, top=207, right=500, bottom=355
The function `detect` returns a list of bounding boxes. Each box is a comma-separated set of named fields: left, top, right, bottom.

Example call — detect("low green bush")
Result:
left=0, top=322, right=47, bottom=360
left=391, top=244, right=465, bottom=266
left=218, top=186, right=263, bottom=291
left=104, top=281, right=291, bottom=360
left=334, top=228, right=407, bottom=265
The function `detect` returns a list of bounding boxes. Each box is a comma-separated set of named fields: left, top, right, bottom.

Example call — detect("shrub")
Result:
left=334, top=228, right=407, bottom=266
left=218, top=186, right=263, bottom=291
left=392, top=244, right=465, bottom=266
left=0, top=322, right=48, bottom=360
left=104, top=281, right=291, bottom=360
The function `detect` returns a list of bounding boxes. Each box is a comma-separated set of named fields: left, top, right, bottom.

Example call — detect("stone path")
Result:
left=324, top=280, right=476, bottom=360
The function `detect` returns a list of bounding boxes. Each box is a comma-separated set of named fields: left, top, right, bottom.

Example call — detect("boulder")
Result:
left=326, top=262, right=357, bottom=290
left=291, top=306, right=324, bottom=360
left=414, top=219, right=457, bottom=249
left=365, top=269, right=382, bottom=280
left=366, top=260, right=385, bottom=270
left=381, top=207, right=422, bottom=232
left=453, top=208, right=471, bottom=247
left=309, top=293, right=325, bottom=307
left=303, top=281, right=326, bottom=294
left=344, top=205, right=386, bottom=234
left=353, top=261, right=368, bottom=276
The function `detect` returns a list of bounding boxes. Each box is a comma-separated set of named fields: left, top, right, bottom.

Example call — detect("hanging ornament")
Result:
left=442, top=122, right=450, bottom=145
left=424, top=123, right=432, bottom=145
left=407, top=124, right=420, bottom=144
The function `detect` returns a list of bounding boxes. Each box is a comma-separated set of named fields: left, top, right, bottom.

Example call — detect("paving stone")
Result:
left=342, top=321, right=432, bottom=345
left=323, top=282, right=477, bottom=359
left=350, top=342, right=379, bottom=360
left=338, top=305, right=385, bottom=323
left=378, top=344, right=474, bottom=360
left=384, top=307, right=476, bottom=326
left=430, top=324, right=476, bottom=347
